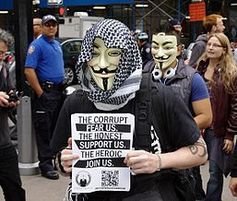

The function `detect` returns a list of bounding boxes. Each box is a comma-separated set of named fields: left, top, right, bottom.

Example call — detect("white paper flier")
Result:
left=71, top=113, right=134, bottom=193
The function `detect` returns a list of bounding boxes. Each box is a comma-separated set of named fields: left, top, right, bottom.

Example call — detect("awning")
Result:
left=0, top=0, right=133, bottom=10
left=0, top=0, right=13, bottom=10
left=40, top=0, right=134, bottom=7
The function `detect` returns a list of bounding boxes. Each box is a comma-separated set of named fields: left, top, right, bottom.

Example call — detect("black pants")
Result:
left=33, top=89, right=64, bottom=172
left=0, top=145, right=25, bottom=201
left=65, top=181, right=164, bottom=201
left=192, top=166, right=206, bottom=200
left=65, top=173, right=182, bottom=201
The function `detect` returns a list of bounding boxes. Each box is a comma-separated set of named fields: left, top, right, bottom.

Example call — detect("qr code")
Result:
left=101, top=170, right=119, bottom=187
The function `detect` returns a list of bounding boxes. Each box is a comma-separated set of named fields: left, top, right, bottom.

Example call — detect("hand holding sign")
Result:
left=124, top=150, right=162, bottom=174
left=61, top=137, right=79, bottom=173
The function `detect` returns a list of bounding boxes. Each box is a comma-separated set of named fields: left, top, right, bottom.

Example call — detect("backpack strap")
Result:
left=135, top=70, right=172, bottom=153
left=134, top=70, right=153, bottom=151
left=150, top=83, right=171, bottom=153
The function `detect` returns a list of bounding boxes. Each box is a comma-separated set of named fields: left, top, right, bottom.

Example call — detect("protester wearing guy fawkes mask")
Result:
left=150, top=33, right=178, bottom=83
left=144, top=32, right=212, bottom=201
left=50, top=20, right=207, bottom=201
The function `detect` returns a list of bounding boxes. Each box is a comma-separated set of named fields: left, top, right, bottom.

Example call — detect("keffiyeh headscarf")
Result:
left=77, top=19, right=142, bottom=110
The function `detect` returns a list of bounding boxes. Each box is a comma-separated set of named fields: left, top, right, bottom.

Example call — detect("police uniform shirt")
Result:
left=25, top=35, right=64, bottom=84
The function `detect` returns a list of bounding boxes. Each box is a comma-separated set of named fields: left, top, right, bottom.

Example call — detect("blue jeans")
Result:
left=204, top=129, right=224, bottom=201
left=205, top=160, right=223, bottom=201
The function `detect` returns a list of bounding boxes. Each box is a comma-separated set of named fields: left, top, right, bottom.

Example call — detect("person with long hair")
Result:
left=196, top=32, right=237, bottom=201
left=189, top=14, right=225, bottom=68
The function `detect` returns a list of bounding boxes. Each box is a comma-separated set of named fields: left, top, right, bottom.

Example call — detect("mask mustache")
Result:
left=91, top=66, right=117, bottom=74
left=154, top=55, right=170, bottom=60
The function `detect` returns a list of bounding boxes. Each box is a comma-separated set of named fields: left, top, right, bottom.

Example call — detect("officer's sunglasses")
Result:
left=44, top=22, right=57, bottom=28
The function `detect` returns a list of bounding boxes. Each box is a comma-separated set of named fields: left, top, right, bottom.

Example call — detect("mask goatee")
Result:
left=103, top=78, right=108, bottom=91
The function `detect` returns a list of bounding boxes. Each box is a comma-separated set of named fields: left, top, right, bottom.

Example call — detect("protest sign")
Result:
left=71, top=113, right=134, bottom=193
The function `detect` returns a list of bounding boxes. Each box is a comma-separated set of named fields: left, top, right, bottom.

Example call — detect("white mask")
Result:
left=151, top=33, right=177, bottom=70
left=88, top=37, right=122, bottom=90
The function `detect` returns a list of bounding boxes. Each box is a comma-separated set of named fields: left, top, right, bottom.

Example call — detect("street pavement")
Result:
left=0, top=162, right=236, bottom=201
left=0, top=172, right=70, bottom=201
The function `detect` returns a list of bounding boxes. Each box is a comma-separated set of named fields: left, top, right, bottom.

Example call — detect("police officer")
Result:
left=137, top=32, right=152, bottom=68
left=24, top=14, right=65, bottom=180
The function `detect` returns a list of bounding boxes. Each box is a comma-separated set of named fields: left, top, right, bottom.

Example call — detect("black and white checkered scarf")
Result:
left=77, top=19, right=142, bottom=110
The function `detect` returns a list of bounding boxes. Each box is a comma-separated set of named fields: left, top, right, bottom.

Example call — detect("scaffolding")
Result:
left=133, top=0, right=229, bottom=43
left=133, top=0, right=191, bottom=44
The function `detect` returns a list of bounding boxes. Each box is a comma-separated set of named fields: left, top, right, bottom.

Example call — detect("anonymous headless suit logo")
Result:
left=88, top=37, right=122, bottom=91
left=151, top=33, right=178, bottom=80
left=76, top=171, right=91, bottom=187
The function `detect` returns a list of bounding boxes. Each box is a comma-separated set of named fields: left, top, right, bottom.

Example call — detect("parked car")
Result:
left=57, top=38, right=83, bottom=85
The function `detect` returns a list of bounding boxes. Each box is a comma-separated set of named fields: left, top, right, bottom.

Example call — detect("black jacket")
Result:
left=144, top=59, right=196, bottom=111
left=0, top=62, right=14, bottom=147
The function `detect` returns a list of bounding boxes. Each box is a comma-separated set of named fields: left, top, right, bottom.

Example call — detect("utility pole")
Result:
left=14, top=0, right=39, bottom=175
left=177, top=0, right=182, bottom=21
left=14, top=0, right=33, bottom=92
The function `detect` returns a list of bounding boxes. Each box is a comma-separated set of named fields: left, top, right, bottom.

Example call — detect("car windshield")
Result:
left=63, top=40, right=81, bottom=54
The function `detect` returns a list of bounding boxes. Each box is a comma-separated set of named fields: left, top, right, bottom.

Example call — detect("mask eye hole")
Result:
left=163, top=46, right=173, bottom=50
left=108, top=50, right=121, bottom=57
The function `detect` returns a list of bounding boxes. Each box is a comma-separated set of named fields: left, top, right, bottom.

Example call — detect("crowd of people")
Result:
left=0, top=12, right=237, bottom=201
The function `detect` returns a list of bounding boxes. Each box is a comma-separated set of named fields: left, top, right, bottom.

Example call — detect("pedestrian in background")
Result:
left=168, top=19, right=182, bottom=36
left=166, top=19, right=187, bottom=61
left=0, top=28, right=25, bottom=201
left=189, top=14, right=225, bottom=68
left=24, top=14, right=65, bottom=180
left=197, top=32, right=237, bottom=201
left=33, top=18, right=42, bottom=39
left=137, top=32, right=153, bottom=68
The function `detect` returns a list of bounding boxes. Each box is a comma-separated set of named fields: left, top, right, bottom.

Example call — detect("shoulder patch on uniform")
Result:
left=28, top=45, right=35, bottom=54
left=145, top=47, right=151, bottom=53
